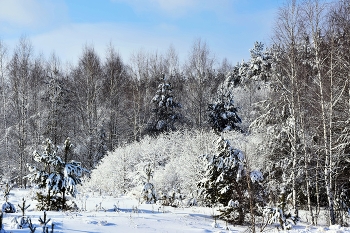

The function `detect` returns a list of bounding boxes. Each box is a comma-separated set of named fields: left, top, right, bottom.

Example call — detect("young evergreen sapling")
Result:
left=1, top=183, right=16, bottom=213
left=140, top=163, right=157, bottom=204
left=26, top=138, right=88, bottom=211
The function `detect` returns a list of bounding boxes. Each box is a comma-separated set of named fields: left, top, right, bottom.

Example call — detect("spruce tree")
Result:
left=207, top=87, right=241, bottom=134
left=198, top=137, right=248, bottom=224
left=146, top=74, right=181, bottom=135
left=200, top=88, right=264, bottom=224
left=140, top=163, right=157, bottom=204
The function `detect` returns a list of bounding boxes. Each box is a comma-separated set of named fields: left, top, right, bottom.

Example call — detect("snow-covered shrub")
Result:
left=2, top=202, right=16, bottom=213
left=85, top=129, right=265, bottom=210
left=141, top=183, right=157, bottom=204
left=262, top=189, right=299, bottom=230
left=85, top=130, right=211, bottom=198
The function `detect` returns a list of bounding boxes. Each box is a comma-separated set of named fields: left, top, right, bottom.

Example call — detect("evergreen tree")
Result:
left=96, top=126, right=108, bottom=163
left=140, top=163, right=157, bottom=204
left=201, top=87, right=265, bottom=224
left=26, top=138, right=88, bottom=210
left=1, top=183, right=16, bottom=213
left=146, top=74, right=181, bottom=135
left=207, top=87, right=242, bottom=134
left=198, top=136, right=263, bottom=224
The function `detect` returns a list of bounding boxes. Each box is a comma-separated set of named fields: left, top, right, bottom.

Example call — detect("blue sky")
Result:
left=0, top=0, right=284, bottom=65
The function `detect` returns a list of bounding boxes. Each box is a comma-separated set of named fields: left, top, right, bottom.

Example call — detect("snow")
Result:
left=1, top=188, right=350, bottom=233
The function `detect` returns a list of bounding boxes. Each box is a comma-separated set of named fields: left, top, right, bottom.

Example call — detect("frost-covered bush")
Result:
left=85, top=130, right=213, bottom=198
left=2, top=202, right=16, bottom=213
left=85, top=129, right=266, bottom=209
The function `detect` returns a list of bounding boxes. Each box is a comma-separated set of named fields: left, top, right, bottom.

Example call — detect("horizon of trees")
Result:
left=0, top=36, right=228, bottom=180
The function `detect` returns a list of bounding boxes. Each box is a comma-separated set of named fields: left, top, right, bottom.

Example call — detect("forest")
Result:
left=0, top=0, right=349, bottom=229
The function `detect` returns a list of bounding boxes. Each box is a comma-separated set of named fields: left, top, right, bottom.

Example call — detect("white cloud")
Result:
left=0, top=0, right=68, bottom=29
left=150, top=0, right=198, bottom=11
left=112, top=0, right=235, bottom=18
left=23, top=22, right=189, bottom=65
left=3, top=20, right=253, bottom=67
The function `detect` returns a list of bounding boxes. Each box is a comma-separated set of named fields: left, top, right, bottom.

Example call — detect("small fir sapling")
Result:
left=26, top=138, right=88, bottom=211
left=2, top=183, right=16, bottom=213
left=18, top=197, right=30, bottom=217
left=28, top=218, right=36, bottom=233
left=140, top=163, right=157, bottom=204
left=38, top=211, right=51, bottom=227
left=14, top=197, right=31, bottom=228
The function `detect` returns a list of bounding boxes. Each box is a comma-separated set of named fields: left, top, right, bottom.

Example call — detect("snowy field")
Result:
left=1, top=188, right=350, bottom=233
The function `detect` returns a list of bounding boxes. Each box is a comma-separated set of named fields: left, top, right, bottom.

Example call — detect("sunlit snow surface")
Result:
left=2, top=189, right=350, bottom=233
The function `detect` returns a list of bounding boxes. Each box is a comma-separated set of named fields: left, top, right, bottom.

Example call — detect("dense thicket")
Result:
left=0, top=0, right=349, bottom=227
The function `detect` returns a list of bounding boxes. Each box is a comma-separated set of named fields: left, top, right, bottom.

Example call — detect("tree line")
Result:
left=0, top=37, right=225, bottom=186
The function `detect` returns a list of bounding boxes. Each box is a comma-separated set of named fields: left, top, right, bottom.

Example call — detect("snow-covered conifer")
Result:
left=146, top=74, right=181, bottom=135
left=198, top=136, right=263, bottom=224
left=1, top=183, right=16, bottom=213
left=208, top=87, right=242, bottom=134
left=26, top=138, right=88, bottom=210
left=140, top=163, right=157, bottom=204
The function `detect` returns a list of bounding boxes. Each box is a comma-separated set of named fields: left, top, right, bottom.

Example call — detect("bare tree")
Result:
left=0, top=40, right=10, bottom=179
left=7, top=37, right=34, bottom=186
left=102, top=44, right=128, bottom=149
left=183, top=38, right=217, bottom=129
left=71, top=45, right=104, bottom=168
left=272, top=0, right=303, bottom=214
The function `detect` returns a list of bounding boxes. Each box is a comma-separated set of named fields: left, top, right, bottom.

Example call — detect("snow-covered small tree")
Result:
left=1, top=183, right=16, bottom=213
left=96, top=127, right=108, bottom=162
left=26, top=138, right=88, bottom=210
left=140, top=163, right=157, bottom=204
left=146, top=74, right=181, bottom=135
left=208, top=87, right=242, bottom=134
left=198, top=136, right=263, bottom=224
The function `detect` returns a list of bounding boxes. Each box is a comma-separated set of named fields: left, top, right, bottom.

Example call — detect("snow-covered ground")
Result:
left=1, top=188, right=350, bottom=233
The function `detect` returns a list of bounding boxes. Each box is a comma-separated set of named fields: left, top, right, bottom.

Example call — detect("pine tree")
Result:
left=26, top=138, right=88, bottom=210
left=146, top=74, right=181, bottom=135
left=198, top=137, right=249, bottom=224
left=96, top=127, right=108, bottom=163
left=201, top=87, right=264, bottom=224
left=207, top=87, right=241, bottom=134
left=1, top=183, right=16, bottom=213
left=140, top=163, right=157, bottom=204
